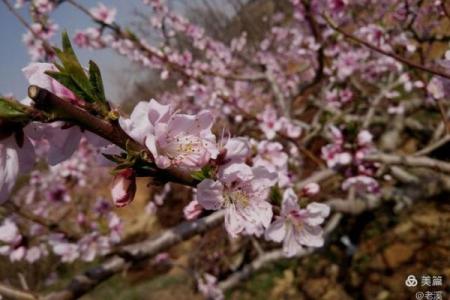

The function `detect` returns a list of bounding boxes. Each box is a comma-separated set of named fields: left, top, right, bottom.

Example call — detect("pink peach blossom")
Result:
left=265, top=189, right=330, bottom=257
left=90, top=3, right=117, bottom=25
left=120, top=99, right=218, bottom=172
left=197, top=163, right=277, bottom=237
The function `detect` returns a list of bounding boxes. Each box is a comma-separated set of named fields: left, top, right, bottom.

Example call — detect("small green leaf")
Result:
left=88, top=60, right=106, bottom=103
left=45, top=71, right=91, bottom=102
left=61, top=32, right=76, bottom=58
left=53, top=32, right=97, bottom=103
left=0, top=98, right=28, bottom=121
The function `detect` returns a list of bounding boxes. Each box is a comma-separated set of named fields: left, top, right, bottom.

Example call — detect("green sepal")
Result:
left=191, top=165, right=214, bottom=181
left=269, top=185, right=282, bottom=205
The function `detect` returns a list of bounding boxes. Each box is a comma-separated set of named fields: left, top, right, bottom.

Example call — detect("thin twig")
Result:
left=4, top=202, right=81, bottom=240
left=414, top=135, right=450, bottom=156
left=362, top=76, right=400, bottom=129
left=323, top=14, right=450, bottom=80
left=0, top=282, right=38, bottom=300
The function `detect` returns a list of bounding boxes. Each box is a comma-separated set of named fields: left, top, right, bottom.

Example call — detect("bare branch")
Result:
left=0, top=282, right=38, bottom=300
left=365, top=153, right=450, bottom=174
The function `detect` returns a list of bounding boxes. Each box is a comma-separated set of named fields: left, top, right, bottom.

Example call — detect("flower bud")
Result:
left=302, top=182, right=320, bottom=197
left=357, top=130, right=373, bottom=146
left=111, top=168, right=136, bottom=208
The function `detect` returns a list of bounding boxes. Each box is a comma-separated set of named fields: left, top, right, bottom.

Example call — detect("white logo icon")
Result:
left=405, top=275, right=418, bottom=287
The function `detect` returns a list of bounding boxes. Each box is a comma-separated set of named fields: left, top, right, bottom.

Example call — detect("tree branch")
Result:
left=0, top=282, right=38, bottom=300
left=323, top=14, right=450, bottom=80
left=27, top=85, right=197, bottom=187
left=43, top=211, right=224, bottom=300
left=365, top=153, right=450, bottom=174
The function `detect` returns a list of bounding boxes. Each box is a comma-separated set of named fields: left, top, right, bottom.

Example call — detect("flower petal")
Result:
left=265, top=218, right=286, bottom=242
left=196, top=179, right=224, bottom=210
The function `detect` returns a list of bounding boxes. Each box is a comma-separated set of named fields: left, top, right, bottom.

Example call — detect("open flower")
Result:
left=258, top=105, right=281, bottom=140
left=90, top=3, right=117, bottom=25
left=253, top=140, right=290, bottom=187
left=265, top=189, right=330, bottom=257
left=120, top=99, right=218, bottom=172
left=197, top=163, right=277, bottom=237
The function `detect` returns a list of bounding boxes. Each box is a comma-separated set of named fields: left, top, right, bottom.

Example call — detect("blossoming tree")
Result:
left=1, top=0, right=450, bottom=299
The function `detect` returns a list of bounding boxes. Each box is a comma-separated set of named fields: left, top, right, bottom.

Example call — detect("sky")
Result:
left=0, top=1, right=150, bottom=101
left=0, top=0, right=242, bottom=102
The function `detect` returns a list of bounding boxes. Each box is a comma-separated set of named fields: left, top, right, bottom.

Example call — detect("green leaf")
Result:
left=45, top=71, right=91, bottom=102
left=53, top=32, right=97, bottom=103
left=88, top=60, right=106, bottom=103
left=61, top=31, right=76, bottom=58
left=47, top=32, right=111, bottom=115
left=0, top=98, right=28, bottom=121
left=191, top=165, right=213, bottom=181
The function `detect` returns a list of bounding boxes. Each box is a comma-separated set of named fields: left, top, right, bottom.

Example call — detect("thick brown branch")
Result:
left=27, top=85, right=197, bottom=186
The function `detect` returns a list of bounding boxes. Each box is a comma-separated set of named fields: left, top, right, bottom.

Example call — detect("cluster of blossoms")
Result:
left=49, top=200, right=122, bottom=263
left=6, top=0, right=449, bottom=297
left=322, top=126, right=379, bottom=193
left=16, top=0, right=59, bottom=61
left=0, top=218, right=47, bottom=263
left=258, top=105, right=302, bottom=140
left=73, top=3, right=117, bottom=49
left=118, top=98, right=329, bottom=256
left=0, top=202, right=122, bottom=264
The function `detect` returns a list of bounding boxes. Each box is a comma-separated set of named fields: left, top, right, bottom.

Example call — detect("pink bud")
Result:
left=302, top=182, right=320, bottom=197
left=111, top=168, right=136, bottom=208
left=336, top=152, right=352, bottom=165
left=357, top=130, right=373, bottom=146
left=183, top=200, right=203, bottom=220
